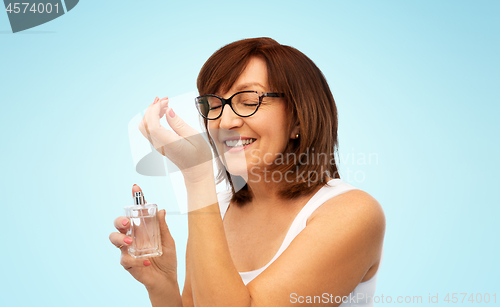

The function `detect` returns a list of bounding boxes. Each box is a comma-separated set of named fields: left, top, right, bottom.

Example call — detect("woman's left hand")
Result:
left=139, top=97, right=214, bottom=183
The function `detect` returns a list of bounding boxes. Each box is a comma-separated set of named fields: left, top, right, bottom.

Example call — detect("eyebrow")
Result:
left=233, top=82, right=266, bottom=92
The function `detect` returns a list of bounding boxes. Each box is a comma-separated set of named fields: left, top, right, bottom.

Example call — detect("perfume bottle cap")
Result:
left=133, top=191, right=146, bottom=205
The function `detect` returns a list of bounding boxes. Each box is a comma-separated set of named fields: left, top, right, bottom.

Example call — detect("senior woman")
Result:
left=109, top=37, right=385, bottom=307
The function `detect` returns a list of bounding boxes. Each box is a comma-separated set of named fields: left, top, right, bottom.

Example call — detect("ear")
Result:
left=290, top=123, right=300, bottom=140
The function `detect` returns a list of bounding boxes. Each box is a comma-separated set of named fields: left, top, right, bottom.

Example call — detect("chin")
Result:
left=223, top=159, right=250, bottom=179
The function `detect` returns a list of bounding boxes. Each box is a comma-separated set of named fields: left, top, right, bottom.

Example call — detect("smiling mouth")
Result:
left=224, top=138, right=257, bottom=148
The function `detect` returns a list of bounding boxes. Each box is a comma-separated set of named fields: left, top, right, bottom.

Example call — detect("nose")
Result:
left=218, top=104, right=243, bottom=130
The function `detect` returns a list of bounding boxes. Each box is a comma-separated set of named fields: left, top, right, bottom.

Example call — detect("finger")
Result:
left=144, top=96, right=176, bottom=137
left=140, top=97, right=183, bottom=153
left=158, top=209, right=175, bottom=248
left=114, top=185, right=147, bottom=234
left=120, top=253, right=150, bottom=270
left=159, top=97, right=169, bottom=118
left=132, top=184, right=146, bottom=203
left=114, top=216, right=131, bottom=234
left=109, top=232, right=133, bottom=248
left=164, top=105, right=199, bottom=138
left=138, top=97, right=158, bottom=145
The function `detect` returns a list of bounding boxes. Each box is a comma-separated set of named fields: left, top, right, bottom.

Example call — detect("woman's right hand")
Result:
left=109, top=185, right=179, bottom=292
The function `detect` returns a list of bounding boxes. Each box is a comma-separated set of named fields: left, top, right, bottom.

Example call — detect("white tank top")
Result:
left=217, top=178, right=383, bottom=307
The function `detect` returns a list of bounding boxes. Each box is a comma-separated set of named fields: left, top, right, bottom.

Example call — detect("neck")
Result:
left=246, top=176, right=283, bottom=209
left=227, top=168, right=291, bottom=213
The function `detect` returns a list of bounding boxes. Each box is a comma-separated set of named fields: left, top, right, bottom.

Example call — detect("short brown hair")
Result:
left=197, top=37, right=340, bottom=206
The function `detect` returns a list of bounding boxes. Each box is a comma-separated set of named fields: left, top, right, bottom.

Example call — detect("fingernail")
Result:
left=144, top=260, right=151, bottom=266
left=168, top=108, right=175, bottom=118
left=154, top=97, right=159, bottom=104
left=122, top=219, right=129, bottom=226
left=124, top=237, right=132, bottom=244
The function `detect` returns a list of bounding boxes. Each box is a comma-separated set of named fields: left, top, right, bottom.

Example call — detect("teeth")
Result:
left=225, top=138, right=256, bottom=147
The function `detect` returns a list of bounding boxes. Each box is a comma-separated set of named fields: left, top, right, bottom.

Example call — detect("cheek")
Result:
left=207, top=123, right=219, bottom=141
left=255, top=133, right=289, bottom=166
left=260, top=144, right=287, bottom=165
left=255, top=110, right=288, bottom=140
left=207, top=121, right=218, bottom=133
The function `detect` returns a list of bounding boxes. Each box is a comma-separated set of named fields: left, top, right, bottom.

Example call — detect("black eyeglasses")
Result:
left=195, top=91, right=284, bottom=120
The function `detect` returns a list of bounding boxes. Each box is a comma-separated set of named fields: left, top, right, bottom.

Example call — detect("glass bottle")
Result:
left=124, top=191, right=163, bottom=258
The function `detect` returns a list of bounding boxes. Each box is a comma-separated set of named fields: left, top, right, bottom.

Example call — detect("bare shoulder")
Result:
left=307, top=189, right=386, bottom=265
left=309, top=189, right=385, bottom=231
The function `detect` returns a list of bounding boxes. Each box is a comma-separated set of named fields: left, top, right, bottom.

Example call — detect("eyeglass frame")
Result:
left=195, top=90, right=285, bottom=120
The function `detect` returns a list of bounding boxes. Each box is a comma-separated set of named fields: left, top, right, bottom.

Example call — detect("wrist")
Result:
left=145, top=273, right=178, bottom=293
left=184, top=177, right=218, bottom=212
left=181, top=161, right=215, bottom=184
left=184, top=175, right=216, bottom=189
left=146, top=278, right=182, bottom=307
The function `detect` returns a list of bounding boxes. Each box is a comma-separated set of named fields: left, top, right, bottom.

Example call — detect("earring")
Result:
left=295, top=134, right=299, bottom=139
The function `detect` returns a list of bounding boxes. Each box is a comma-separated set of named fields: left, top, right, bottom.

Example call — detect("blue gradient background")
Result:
left=1, top=1, right=498, bottom=306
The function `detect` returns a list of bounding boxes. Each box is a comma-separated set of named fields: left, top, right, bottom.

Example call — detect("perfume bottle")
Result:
left=124, top=191, right=163, bottom=258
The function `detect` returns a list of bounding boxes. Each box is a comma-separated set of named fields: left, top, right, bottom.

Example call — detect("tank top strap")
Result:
left=217, top=190, right=232, bottom=220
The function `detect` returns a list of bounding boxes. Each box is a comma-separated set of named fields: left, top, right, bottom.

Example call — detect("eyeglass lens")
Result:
left=197, top=92, right=260, bottom=119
